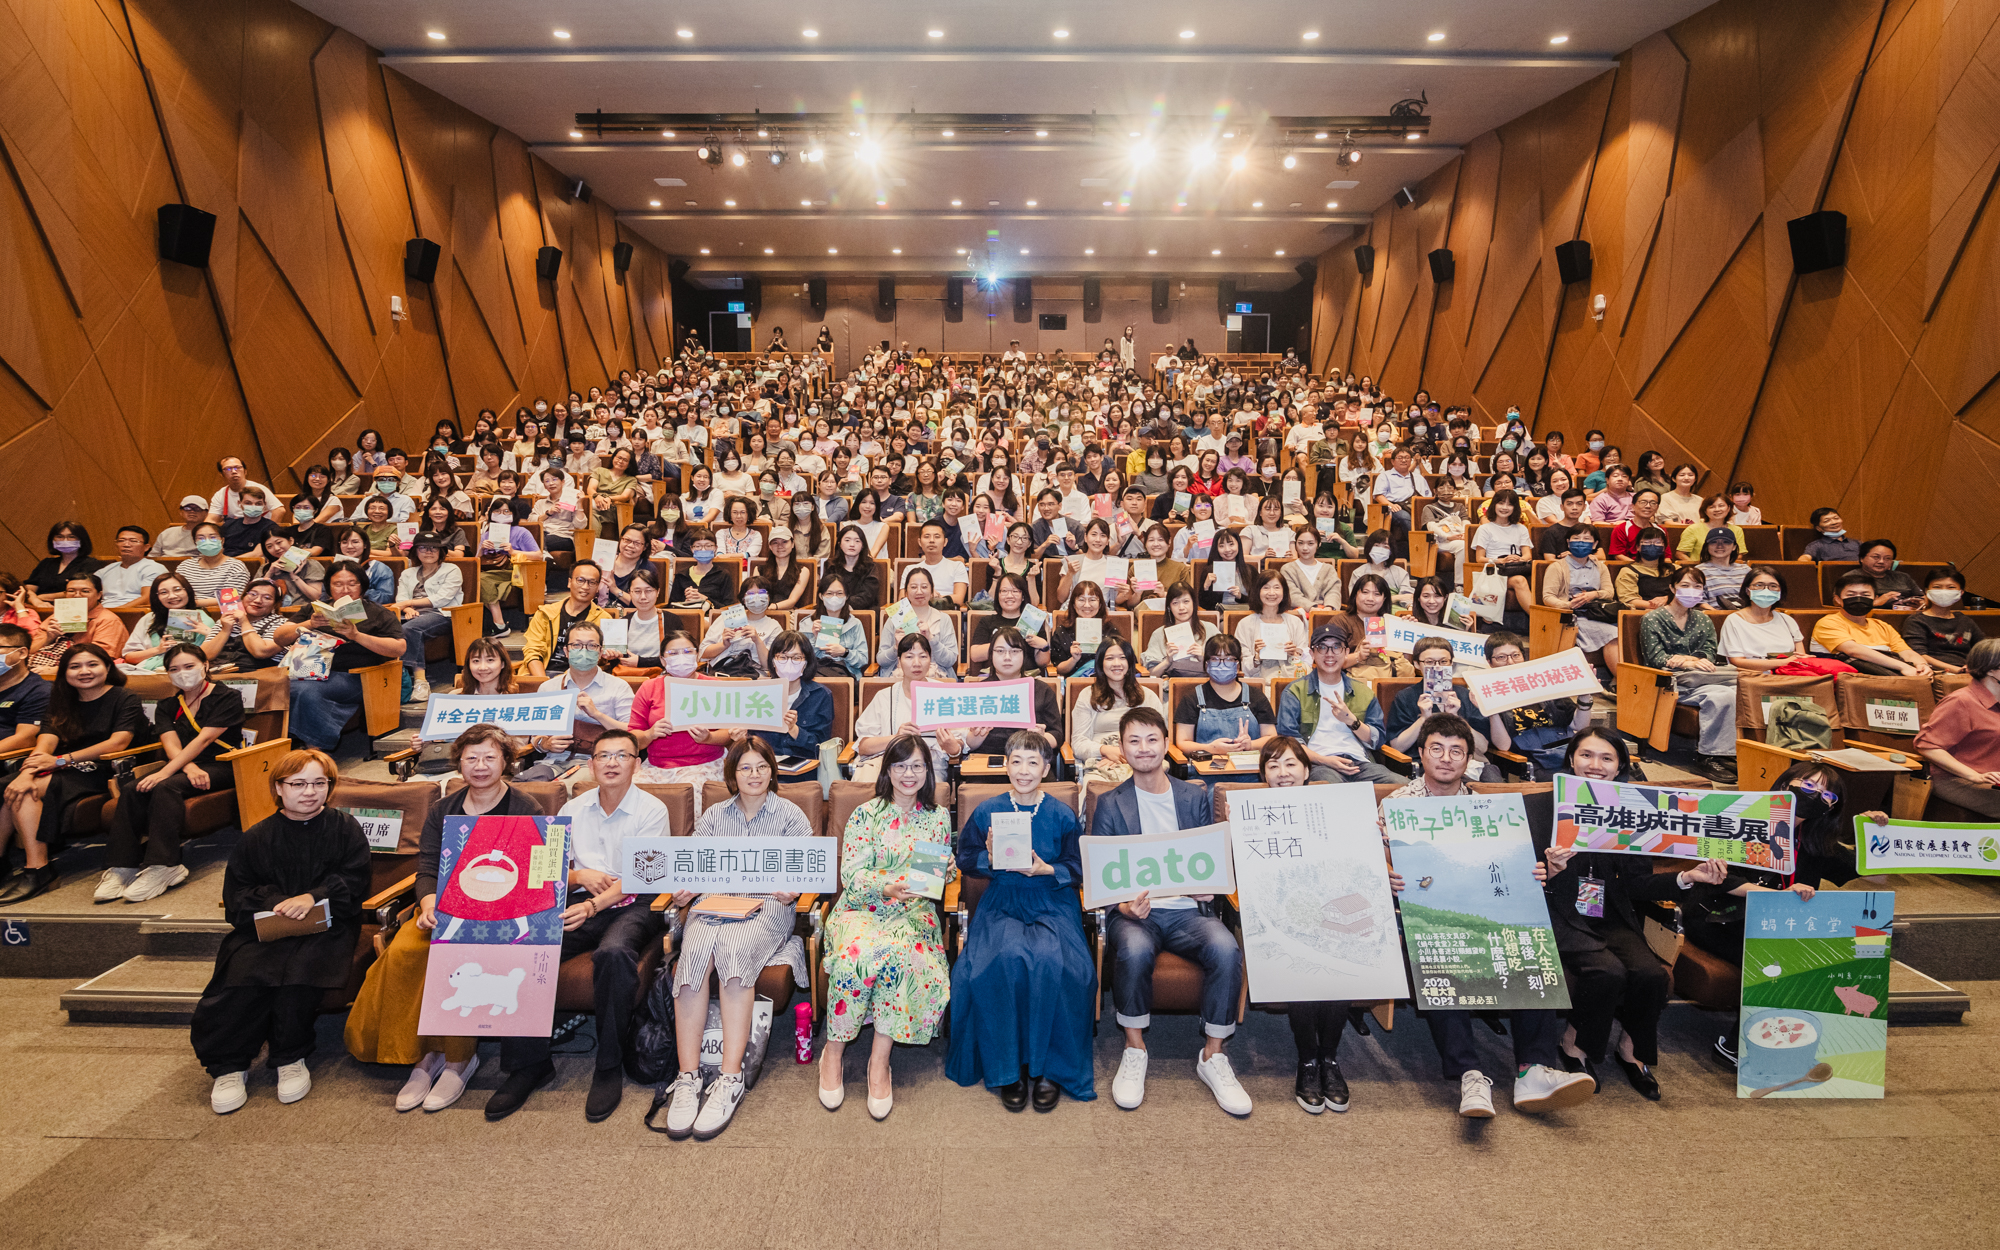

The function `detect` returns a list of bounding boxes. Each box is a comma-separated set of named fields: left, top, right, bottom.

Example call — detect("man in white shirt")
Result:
left=904, top=521, right=969, bottom=607
left=151, top=497, right=210, bottom=560
left=100, top=526, right=167, bottom=608
left=487, top=729, right=668, bottom=1123
left=529, top=621, right=635, bottom=769
left=206, top=456, right=274, bottom=523
left=1054, top=464, right=1092, bottom=529
left=1194, top=413, right=1231, bottom=455
left=1371, top=447, right=1429, bottom=560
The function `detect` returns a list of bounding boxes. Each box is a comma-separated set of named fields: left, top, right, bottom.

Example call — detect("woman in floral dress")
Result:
left=819, top=733, right=952, bottom=1121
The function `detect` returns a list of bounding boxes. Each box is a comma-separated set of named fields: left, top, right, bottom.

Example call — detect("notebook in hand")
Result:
left=691, top=895, right=766, bottom=919
left=254, top=898, right=332, bottom=941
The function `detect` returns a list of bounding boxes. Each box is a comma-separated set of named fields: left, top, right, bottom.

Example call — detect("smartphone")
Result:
left=986, top=754, right=1006, bottom=767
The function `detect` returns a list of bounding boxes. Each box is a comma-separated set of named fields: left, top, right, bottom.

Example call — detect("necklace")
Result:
left=1009, top=790, right=1044, bottom=816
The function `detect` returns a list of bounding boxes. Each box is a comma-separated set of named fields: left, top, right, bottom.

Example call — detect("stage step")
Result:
left=61, top=954, right=213, bottom=1025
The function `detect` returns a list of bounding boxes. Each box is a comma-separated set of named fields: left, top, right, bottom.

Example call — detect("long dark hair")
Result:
left=48, top=643, right=126, bottom=745
left=872, top=733, right=938, bottom=810
left=1774, top=759, right=1852, bottom=863
left=145, top=572, right=199, bottom=633
left=1090, top=637, right=1144, bottom=711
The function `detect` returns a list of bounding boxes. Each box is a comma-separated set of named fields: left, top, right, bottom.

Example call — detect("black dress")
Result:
left=37, top=687, right=150, bottom=848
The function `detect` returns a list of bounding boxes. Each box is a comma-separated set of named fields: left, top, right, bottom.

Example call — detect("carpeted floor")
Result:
left=0, top=975, right=1994, bottom=1250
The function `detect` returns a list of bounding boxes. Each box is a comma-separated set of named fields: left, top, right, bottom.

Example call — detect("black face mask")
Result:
left=1841, top=596, right=1874, bottom=616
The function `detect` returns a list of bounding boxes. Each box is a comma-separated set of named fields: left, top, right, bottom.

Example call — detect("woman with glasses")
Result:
left=818, top=734, right=953, bottom=1120
left=192, top=747, right=369, bottom=1114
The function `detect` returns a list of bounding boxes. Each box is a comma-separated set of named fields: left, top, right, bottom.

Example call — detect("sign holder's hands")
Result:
left=1118, top=889, right=1152, bottom=920
left=1681, top=858, right=1730, bottom=886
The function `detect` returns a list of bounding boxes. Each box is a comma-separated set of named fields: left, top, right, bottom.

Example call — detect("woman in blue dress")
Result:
left=945, top=730, right=1096, bottom=1110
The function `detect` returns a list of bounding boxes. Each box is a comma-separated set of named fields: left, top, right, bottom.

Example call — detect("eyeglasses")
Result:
left=888, top=760, right=929, bottom=775
left=736, top=762, right=772, bottom=776
left=279, top=779, right=330, bottom=791
left=592, top=750, right=639, bottom=763
left=1311, top=644, right=1346, bottom=656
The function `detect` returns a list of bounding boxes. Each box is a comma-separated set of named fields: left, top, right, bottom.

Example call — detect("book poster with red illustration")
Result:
left=417, top=815, right=571, bottom=1038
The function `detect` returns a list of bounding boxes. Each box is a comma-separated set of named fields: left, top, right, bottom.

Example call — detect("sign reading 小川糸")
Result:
left=420, top=690, right=577, bottom=740
left=617, top=836, right=839, bottom=893
left=909, top=678, right=1040, bottom=732
left=663, top=678, right=788, bottom=730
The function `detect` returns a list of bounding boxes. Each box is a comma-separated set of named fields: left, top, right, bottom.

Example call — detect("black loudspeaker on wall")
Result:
left=944, top=277, right=964, bottom=319
left=1353, top=245, right=1376, bottom=277
left=403, top=237, right=440, bottom=283
left=742, top=277, right=761, bottom=317
left=1216, top=279, right=1236, bottom=324
left=1786, top=211, right=1847, bottom=274
left=535, top=246, right=562, bottom=281
left=667, top=258, right=690, bottom=284
left=1152, top=278, right=1170, bottom=313
left=877, top=277, right=896, bottom=320
left=1293, top=259, right=1317, bottom=287
left=569, top=179, right=590, bottom=203
left=1427, top=248, right=1455, bottom=284
left=611, top=241, right=633, bottom=274
left=1554, top=239, right=1592, bottom=285
left=1394, top=186, right=1417, bottom=208
left=1082, top=277, right=1101, bottom=322
left=1013, top=277, right=1033, bottom=321
left=157, top=204, right=216, bottom=268
left=809, top=278, right=828, bottom=315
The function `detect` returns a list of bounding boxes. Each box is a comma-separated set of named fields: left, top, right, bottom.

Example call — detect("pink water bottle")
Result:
left=793, top=1001, right=813, bottom=1063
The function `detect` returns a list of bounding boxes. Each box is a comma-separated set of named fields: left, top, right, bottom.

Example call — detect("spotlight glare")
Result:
left=802, top=28, right=817, bottom=37
left=1019, top=248, right=1028, bottom=255
left=649, top=199, right=661, bottom=207
left=1303, top=30, right=1319, bottom=40
left=891, top=247, right=902, bottom=254
left=1230, top=152, right=1247, bottom=171
left=828, top=248, right=838, bottom=254
left=1251, top=200, right=1263, bottom=208
left=568, top=130, right=583, bottom=139
left=927, top=29, right=943, bottom=37
left=730, top=150, right=745, bottom=166
left=724, top=199, right=736, bottom=207
left=1179, top=29, right=1195, bottom=39
left=941, top=129, right=954, bottom=137
left=662, top=130, right=675, bottom=138
left=1084, top=247, right=1094, bottom=254
left=676, top=29, right=693, bottom=38
left=1276, top=249, right=1286, bottom=256
left=699, top=247, right=710, bottom=254
left=1053, top=28, right=1068, bottom=37
left=1282, top=152, right=1297, bottom=170
left=857, top=139, right=880, bottom=163
left=1035, top=130, right=1049, bottom=138
left=426, top=30, right=445, bottom=40
left=1327, top=200, right=1339, bottom=208
left=1314, top=131, right=1329, bottom=140
left=1147, top=248, right=1158, bottom=255
left=1191, top=146, right=1214, bottom=167
left=764, top=247, right=774, bottom=254
left=1550, top=34, right=1569, bottom=44
left=1131, top=140, right=1153, bottom=165
left=1407, top=132, right=1421, bottom=141
left=552, top=29, right=570, bottom=39
left=1211, top=248, right=1221, bottom=255
left=1026, top=199, right=1038, bottom=207
left=951, top=199, right=962, bottom=207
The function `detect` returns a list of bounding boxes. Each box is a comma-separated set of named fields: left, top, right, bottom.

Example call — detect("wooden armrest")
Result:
left=217, top=738, right=288, bottom=763
left=837, top=743, right=857, bottom=764
left=0, top=746, right=32, bottom=763
left=650, top=893, right=670, bottom=912
left=102, top=742, right=164, bottom=761
left=364, top=873, right=419, bottom=911
left=1166, top=745, right=1189, bottom=764
left=1490, top=748, right=1529, bottom=763
left=795, top=893, right=819, bottom=913
left=1382, top=745, right=1411, bottom=764
left=382, top=748, right=418, bottom=765
left=942, top=878, right=960, bottom=910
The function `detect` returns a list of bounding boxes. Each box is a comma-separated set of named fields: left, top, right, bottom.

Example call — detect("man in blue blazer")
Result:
left=1092, top=707, right=1251, bottom=1118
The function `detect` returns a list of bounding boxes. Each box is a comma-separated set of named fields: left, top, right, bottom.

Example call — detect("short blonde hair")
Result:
left=269, top=747, right=339, bottom=800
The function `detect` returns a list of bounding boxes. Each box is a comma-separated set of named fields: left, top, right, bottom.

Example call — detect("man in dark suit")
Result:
left=1092, top=707, right=1251, bottom=1118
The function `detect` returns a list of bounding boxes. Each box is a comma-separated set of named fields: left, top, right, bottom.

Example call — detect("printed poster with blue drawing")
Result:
left=1384, top=793, right=1570, bottom=1012
left=1738, top=890, right=1893, bottom=1099
left=416, top=815, right=571, bottom=1038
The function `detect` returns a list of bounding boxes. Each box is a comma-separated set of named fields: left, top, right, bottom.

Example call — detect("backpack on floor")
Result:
left=1768, top=695, right=1834, bottom=753
left=625, top=966, right=677, bottom=1086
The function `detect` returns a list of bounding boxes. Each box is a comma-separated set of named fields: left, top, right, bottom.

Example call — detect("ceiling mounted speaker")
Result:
left=404, top=237, right=441, bottom=283
left=1553, top=239, right=1592, bottom=285
left=1217, top=279, right=1237, bottom=324
left=570, top=178, right=590, bottom=203
left=808, top=277, right=827, bottom=315
left=742, top=276, right=762, bottom=316
left=1786, top=211, right=1847, bottom=274
left=876, top=277, right=896, bottom=322
left=1393, top=186, right=1417, bottom=208
left=1353, top=244, right=1376, bottom=277
left=1427, top=248, right=1455, bottom=284
left=611, top=241, right=633, bottom=274
left=1013, top=277, right=1032, bottom=321
left=157, top=204, right=216, bottom=268
left=944, top=276, right=963, bottom=320
left=1152, top=278, right=1170, bottom=313
left=1082, top=277, right=1101, bottom=322
left=535, top=246, right=562, bottom=281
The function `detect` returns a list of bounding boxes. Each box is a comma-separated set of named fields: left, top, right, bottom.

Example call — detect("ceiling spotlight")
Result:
left=699, top=247, right=710, bottom=254
left=1303, top=30, right=1319, bottom=40
left=730, top=150, right=746, bottom=166
left=1191, top=146, right=1214, bottom=167
left=1344, top=149, right=1362, bottom=165
left=1179, top=29, right=1195, bottom=39
left=1053, top=28, right=1068, bottom=37
left=757, top=128, right=769, bottom=138
left=698, top=137, right=722, bottom=164
left=649, top=199, right=661, bottom=207
left=764, top=247, right=774, bottom=254
left=804, top=138, right=825, bottom=162
left=891, top=247, right=902, bottom=254
left=552, top=29, right=570, bottom=39
left=426, top=30, right=445, bottom=40
left=1230, top=152, right=1248, bottom=171
left=927, top=29, right=943, bottom=38
left=1427, top=31, right=1445, bottom=41
left=857, top=139, right=880, bottom=163
left=1282, top=151, right=1297, bottom=170
left=676, top=29, right=693, bottom=38
left=568, top=130, right=584, bottom=139
left=1550, top=34, right=1569, bottom=44
left=802, top=28, right=817, bottom=38
left=769, top=148, right=787, bottom=166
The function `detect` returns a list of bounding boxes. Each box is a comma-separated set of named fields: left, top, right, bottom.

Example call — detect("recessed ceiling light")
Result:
left=1222, top=131, right=1235, bottom=139
left=1407, top=131, right=1422, bottom=141
left=1102, top=201, right=1113, bottom=207
left=1549, top=34, right=1569, bottom=44
left=763, top=247, right=774, bottom=254
left=950, top=199, right=962, bottom=207
left=802, top=28, right=817, bottom=38
left=988, top=200, right=1000, bottom=206
left=1035, top=130, right=1049, bottom=138
left=568, top=130, right=583, bottom=139
left=1179, top=29, right=1195, bottom=39
left=1053, top=28, right=1068, bottom=38
left=800, top=199, right=812, bottom=206
left=1303, top=30, right=1319, bottom=40
left=1019, top=248, right=1029, bottom=255
left=552, top=29, right=570, bottom=39
left=699, top=247, right=710, bottom=254
left=677, top=29, right=693, bottom=38
left=1211, top=248, right=1221, bottom=255
left=1427, top=31, right=1445, bottom=41
left=1026, top=199, right=1038, bottom=207
left=661, top=130, right=675, bottom=138
left=724, top=199, right=737, bottom=207
left=1251, top=200, right=1263, bottom=207
left=1315, top=132, right=1329, bottom=140
left=649, top=199, right=661, bottom=207
left=956, top=247, right=966, bottom=254
left=891, top=247, right=902, bottom=254
left=1128, top=131, right=1141, bottom=138
left=1327, top=200, right=1339, bottom=208
left=1290, top=201, right=1302, bottom=207
left=1275, top=249, right=1286, bottom=256
left=941, top=129, right=954, bottom=137
left=1084, top=247, right=1095, bottom=254
left=426, top=30, right=445, bottom=40
left=757, top=128, right=768, bottom=138
left=1147, top=248, right=1158, bottom=255
left=876, top=198, right=887, bottom=206
left=828, top=247, right=838, bottom=253
left=927, top=29, right=943, bottom=38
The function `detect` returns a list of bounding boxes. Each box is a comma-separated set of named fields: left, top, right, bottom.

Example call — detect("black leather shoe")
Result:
left=1698, top=755, right=1738, bottom=785
left=585, top=1065, right=624, bottom=1122
left=1294, top=1057, right=1323, bottom=1113
left=1559, top=1051, right=1585, bottom=1074
left=1320, top=1058, right=1350, bottom=1112
left=1619, top=1058, right=1662, bottom=1101
left=484, top=1061, right=556, bottom=1121
left=1031, top=1076, right=1060, bottom=1112
left=998, top=1079, right=1029, bottom=1112
left=0, top=864, right=59, bottom=905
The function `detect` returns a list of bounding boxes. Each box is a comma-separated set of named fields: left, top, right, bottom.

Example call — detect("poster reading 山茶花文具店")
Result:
left=1738, top=890, right=1893, bottom=1100
left=1383, top=793, right=1570, bottom=1012
left=1554, top=773, right=1797, bottom=875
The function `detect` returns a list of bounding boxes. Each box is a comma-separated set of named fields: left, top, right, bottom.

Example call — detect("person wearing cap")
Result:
left=349, top=466, right=415, bottom=523
left=205, top=456, right=275, bottom=524
left=391, top=532, right=464, bottom=702
left=1274, top=622, right=1399, bottom=783
left=152, top=497, right=212, bottom=560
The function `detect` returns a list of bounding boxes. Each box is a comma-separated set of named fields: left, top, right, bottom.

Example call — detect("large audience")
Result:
left=3, top=327, right=1994, bottom=1133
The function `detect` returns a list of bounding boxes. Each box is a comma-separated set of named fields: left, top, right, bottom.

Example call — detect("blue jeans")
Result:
left=1108, top=906, right=1243, bottom=1038
left=289, top=672, right=364, bottom=752
left=401, top=609, right=456, bottom=684
left=1425, top=1008, right=1564, bottom=1080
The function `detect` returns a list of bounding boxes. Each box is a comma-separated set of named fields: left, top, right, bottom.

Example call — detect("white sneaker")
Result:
left=93, top=868, right=137, bottom=903
left=409, top=673, right=431, bottom=703
left=123, top=863, right=189, bottom=904
left=1513, top=1063, right=1595, bottom=1114
left=1459, top=1070, right=1496, bottom=1118
left=1195, top=1052, right=1253, bottom=1117
left=1111, top=1047, right=1149, bottom=1110
left=422, top=1055, right=479, bottom=1112
left=396, top=1053, right=444, bottom=1112
left=211, top=1070, right=248, bottom=1115
left=661, top=1071, right=703, bottom=1140
left=691, top=1072, right=745, bottom=1140
left=275, top=1061, right=311, bottom=1104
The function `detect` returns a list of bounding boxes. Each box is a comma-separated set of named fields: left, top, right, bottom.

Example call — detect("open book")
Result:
left=310, top=596, right=369, bottom=624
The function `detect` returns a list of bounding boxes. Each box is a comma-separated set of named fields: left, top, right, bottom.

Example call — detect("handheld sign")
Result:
left=1853, top=816, right=2000, bottom=876
left=910, top=678, right=1039, bottom=732
left=1462, top=647, right=1601, bottom=714
left=1555, top=773, right=1796, bottom=874
left=421, top=690, right=577, bottom=740
left=1079, top=823, right=1234, bottom=909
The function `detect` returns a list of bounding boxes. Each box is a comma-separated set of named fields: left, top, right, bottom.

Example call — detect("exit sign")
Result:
left=1234, top=302, right=1253, bottom=313
left=726, top=301, right=746, bottom=312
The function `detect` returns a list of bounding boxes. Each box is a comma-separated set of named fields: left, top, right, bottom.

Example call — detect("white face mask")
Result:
left=663, top=653, right=699, bottom=678
left=169, top=668, right=206, bottom=693
left=774, top=657, right=807, bottom=681
left=1369, top=546, right=1390, bottom=564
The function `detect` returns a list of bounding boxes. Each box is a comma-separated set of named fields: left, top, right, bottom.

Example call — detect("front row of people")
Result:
left=195, top=699, right=1882, bottom=1126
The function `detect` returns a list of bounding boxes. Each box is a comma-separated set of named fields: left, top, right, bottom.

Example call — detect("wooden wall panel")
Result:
left=1310, top=0, right=2000, bottom=575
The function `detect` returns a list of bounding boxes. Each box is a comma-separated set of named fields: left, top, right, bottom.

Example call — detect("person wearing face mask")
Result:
left=1811, top=571, right=1934, bottom=676
left=1612, top=527, right=1677, bottom=612
left=749, top=631, right=832, bottom=770
left=217, top=486, right=277, bottom=558
left=174, top=522, right=252, bottom=613
left=1573, top=430, right=1607, bottom=479
left=525, top=620, right=632, bottom=773
left=1637, top=567, right=1739, bottom=782
left=712, top=447, right=754, bottom=498
left=1347, top=529, right=1413, bottom=606
left=1797, top=507, right=1859, bottom=563
left=1900, top=569, right=1979, bottom=673
left=0, top=624, right=50, bottom=759
left=1535, top=529, right=1617, bottom=673
left=1718, top=566, right=1807, bottom=673
left=700, top=575, right=785, bottom=678
left=1172, top=636, right=1276, bottom=766
left=94, top=643, right=244, bottom=904
left=477, top=499, right=543, bottom=636
left=1726, top=481, right=1761, bottom=526
left=667, top=534, right=733, bottom=609
left=1915, top=638, right=2000, bottom=816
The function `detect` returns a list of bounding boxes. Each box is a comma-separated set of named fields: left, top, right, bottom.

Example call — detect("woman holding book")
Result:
left=967, top=572, right=1051, bottom=672
left=1234, top=571, right=1309, bottom=682
left=1068, top=638, right=1164, bottom=784
left=947, top=731, right=1094, bottom=1110
left=819, top=734, right=954, bottom=1120
left=1141, top=581, right=1220, bottom=678
left=1055, top=519, right=1117, bottom=607
left=872, top=567, right=959, bottom=678
left=121, top=572, right=226, bottom=672
left=802, top=572, right=868, bottom=678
